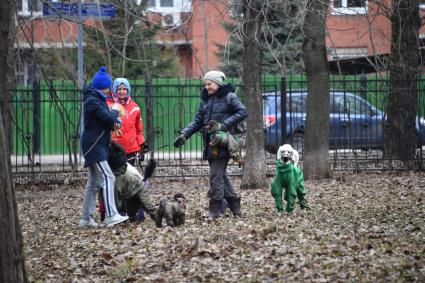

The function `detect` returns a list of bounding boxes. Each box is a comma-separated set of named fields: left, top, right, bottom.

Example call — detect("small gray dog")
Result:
left=207, top=120, right=245, bottom=165
left=155, top=193, right=187, bottom=228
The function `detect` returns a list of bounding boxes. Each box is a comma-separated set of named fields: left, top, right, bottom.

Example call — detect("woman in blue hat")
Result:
left=79, top=66, right=129, bottom=228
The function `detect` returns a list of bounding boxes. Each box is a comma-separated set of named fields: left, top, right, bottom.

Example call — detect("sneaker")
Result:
left=105, top=214, right=129, bottom=227
left=79, top=218, right=99, bottom=229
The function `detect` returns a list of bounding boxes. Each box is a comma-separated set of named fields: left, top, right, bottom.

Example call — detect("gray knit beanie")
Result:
left=203, top=70, right=226, bottom=86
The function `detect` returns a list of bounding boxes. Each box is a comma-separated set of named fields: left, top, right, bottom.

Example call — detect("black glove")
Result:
left=139, top=143, right=149, bottom=162
left=141, top=143, right=149, bottom=153
left=173, top=134, right=186, bottom=148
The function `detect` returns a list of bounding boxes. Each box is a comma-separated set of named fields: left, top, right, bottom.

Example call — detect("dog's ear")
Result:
left=276, top=146, right=284, bottom=160
left=143, top=158, right=157, bottom=182
left=292, top=149, right=300, bottom=167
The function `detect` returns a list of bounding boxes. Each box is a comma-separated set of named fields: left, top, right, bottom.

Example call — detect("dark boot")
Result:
left=208, top=199, right=224, bottom=219
left=226, top=197, right=241, bottom=216
left=137, top=208, right=145, bottom=222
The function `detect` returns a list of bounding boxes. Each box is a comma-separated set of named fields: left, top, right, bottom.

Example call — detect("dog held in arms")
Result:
left=155, top=192, right=187, bottom=228
left=270, top=144, right=308, bottom=214
left=206, top=120, right=245, bottom=166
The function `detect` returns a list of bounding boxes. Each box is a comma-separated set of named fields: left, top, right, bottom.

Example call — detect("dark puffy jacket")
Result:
left=81, top=84, right=119, bottom=167
left=181, top=83, right=247, bottom=160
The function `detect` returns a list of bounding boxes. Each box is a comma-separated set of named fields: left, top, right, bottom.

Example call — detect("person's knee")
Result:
left=209, top=190, right=224, bottom=200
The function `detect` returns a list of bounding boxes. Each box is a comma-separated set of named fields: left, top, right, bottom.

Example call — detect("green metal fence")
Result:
left=8, top=74, right=425, bottom=176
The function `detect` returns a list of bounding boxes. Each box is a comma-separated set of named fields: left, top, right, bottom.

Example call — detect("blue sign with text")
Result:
left=43, top=2, right=116, bottom=19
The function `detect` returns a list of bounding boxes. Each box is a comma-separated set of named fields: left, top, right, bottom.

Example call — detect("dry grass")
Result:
left=16, top=171, right=425, bottom=282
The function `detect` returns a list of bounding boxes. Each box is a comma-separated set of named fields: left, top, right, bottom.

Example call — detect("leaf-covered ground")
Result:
left=16, top=172, right=425, bottom=282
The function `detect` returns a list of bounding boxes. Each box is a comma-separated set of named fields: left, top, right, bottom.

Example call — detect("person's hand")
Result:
left=142, top=143, right=149, bottom=153
left=115, top=117, right=122, bottom=128
left=139, top=143, right=149, bottom=161
left=113, top=118, right=122, bottom=135
left=173, top=134, right=186, bottom=148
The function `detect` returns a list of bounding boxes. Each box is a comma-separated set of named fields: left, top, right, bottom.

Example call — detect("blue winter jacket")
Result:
left=81, top=84, right=119, bottom=167
left=181, top=83, right=247, bottom=160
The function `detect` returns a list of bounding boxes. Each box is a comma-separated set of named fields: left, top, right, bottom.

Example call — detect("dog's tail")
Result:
left=143, top=158, right=157, bottom=182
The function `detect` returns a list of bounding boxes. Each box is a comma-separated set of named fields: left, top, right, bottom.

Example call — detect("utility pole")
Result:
left=201, top=0, right=208, bottom=73
left=77, top=0, right=84, bottom=90
left=78, top=0, right=84, bottom=162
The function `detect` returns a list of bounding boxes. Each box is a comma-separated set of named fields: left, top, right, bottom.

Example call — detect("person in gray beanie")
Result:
left=173, top=70, right=247, bottom=219
left=203, top=70, right=226, bottom=86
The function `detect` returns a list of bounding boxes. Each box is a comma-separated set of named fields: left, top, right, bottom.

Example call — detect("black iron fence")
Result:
left=8, top=75, right=425, bottom=180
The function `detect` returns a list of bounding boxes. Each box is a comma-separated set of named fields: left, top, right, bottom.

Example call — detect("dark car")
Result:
left=263, top=91, right=425, bottom=154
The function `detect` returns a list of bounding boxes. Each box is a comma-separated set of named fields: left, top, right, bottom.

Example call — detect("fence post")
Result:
left=360, top=73, right=367, bottom=99
left=144, top=75, right=154, bottom=158
left=280, top=76, right=287, bottom=144
left=29, top=64, right=40, bottom=158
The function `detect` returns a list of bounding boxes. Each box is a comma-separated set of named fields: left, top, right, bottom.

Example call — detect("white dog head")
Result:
left=277, top=144, right=299, bottom=167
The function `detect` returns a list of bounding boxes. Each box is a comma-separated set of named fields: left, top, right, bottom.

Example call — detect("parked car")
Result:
left=263, top=91, right=425, bottom=154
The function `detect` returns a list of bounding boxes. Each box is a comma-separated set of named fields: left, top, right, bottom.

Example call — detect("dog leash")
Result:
left=137, top=144, right=170, bottom=168
left=144, top=144, right=169, bottom=154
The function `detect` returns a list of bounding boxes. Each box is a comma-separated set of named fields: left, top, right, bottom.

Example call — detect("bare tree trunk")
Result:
left=385, top=0, right=420, bottom=160
left=0, top=0, right=28, bottom=282
left=240, top=0, right=267, bottom=190
left=200, top=0, right=209, bottom=74
left=121, top=0, right=129, bottom=76
left=4, top=0, right=15, bottom=154
left=302, top=0, right=331, bottom=180
left=144, top=72, right=154, bottom=159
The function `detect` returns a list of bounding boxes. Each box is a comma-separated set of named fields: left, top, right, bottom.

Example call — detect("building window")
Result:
left=332, top=0, right=367, bottom=15
left=17, top=0, right=43, bottom=17
left=28, top=0, right=39, bottom=11
left=334, top=0, right=365, bottom=8
left=160, top=0, right=173, bottom=7
left=17, top=0, right=23, bottom=10
left=147, top=0, right=156, bottom=8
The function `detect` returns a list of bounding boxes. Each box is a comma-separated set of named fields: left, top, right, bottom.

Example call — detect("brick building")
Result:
left=15, top=0, right=425, bottom=82
left=156, top=0, right=396, bottom=77
left=146, top=0, right=231, bottom=78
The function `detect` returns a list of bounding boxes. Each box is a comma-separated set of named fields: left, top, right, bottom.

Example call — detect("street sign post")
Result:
left=43, top=2, right=116, bottom=19
left=43, top=2, right=116, bottom=164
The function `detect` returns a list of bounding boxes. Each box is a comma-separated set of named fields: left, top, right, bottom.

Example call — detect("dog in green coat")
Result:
left=271, top=144, right=308, bottom=214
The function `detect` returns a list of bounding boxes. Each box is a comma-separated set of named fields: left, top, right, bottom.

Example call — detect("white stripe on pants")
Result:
left=81, top=160, right=119, bottom=221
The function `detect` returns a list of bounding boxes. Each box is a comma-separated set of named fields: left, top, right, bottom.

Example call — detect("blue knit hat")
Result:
left=92, top=66, right=112, bottom=90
